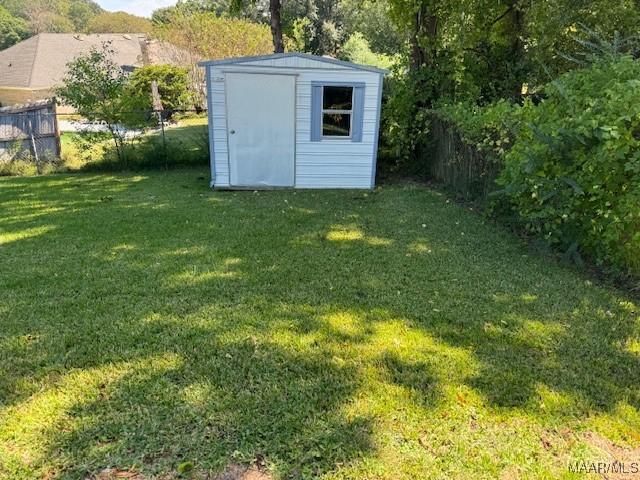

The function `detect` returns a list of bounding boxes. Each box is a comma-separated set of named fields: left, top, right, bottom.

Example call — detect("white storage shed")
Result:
left=199, top=53, right=386, bottom=189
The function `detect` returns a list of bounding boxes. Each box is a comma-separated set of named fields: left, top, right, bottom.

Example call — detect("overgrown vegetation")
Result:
left=429, top=30, right=640, bottom=281
left=366, top=1, right=640, bottom=282
left=499, top=55, right=640, bottom=278
left=380, top=1, right=640, bottom=170
left=127, top=65, right=192, bottom=112
left=60, top=117, right=209, bottom=172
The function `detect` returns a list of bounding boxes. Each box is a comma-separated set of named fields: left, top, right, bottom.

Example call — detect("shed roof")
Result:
left=198, top=53, right=388, bottom=74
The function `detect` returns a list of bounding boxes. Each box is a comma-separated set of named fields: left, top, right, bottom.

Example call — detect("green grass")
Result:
left=1, top=168, right=639, bottom=479
left=60, top=117, right=208, bottom=172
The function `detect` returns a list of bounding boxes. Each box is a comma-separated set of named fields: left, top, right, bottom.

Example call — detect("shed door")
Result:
left=226, top=72, right=296, bottom=187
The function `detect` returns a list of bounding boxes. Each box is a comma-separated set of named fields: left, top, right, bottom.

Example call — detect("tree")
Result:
left=0, top=5, right=30, bottom=49
left=55, top=42, right=147, bottom=165
left=340, top=0, right=404, bottom=56
left=153, top=12, right=272, bottom=107
left=153, top=12, right=272, bottom=60
left=340, top=32, right=396, bottom=69
left=66, top=0, right=102, bottom=30
left=151, top=0, right=235, bottom=24
left=87, top=11, right=152, bottom=33
left=278, top=0, right=345, bottom=56
left=0, top=0, right=102, bottom=35
left=229, top=0, right=284, bottom=53
left=22, top=2, right=75, bottom=33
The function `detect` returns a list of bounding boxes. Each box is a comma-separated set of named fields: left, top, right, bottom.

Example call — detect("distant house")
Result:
left=0, top=33, right=178, bottom=109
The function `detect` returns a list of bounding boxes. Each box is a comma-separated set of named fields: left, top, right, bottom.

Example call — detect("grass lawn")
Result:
left=1, top=168, right=639, bottom=479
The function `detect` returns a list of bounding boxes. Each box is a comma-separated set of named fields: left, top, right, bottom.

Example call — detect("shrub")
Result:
left=0, top=156, right=61, bottom=176
left=437, top=100, right=521, bottom=161
left=499, top=55, right=640, bottom=276
left=127, top=65, right=191, bottom=112
left=0, top=159, right=38, bottom=177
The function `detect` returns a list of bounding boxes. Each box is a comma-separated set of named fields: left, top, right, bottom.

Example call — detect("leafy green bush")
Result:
left=437, top=100, right=521, bottom=160
left=0, top=158, right=61, bottom=176
left=127, top=65, right=191, bottom=112
left=56, top=42, right=150, bottom=167
left=499, top=55, right=640, bottom=276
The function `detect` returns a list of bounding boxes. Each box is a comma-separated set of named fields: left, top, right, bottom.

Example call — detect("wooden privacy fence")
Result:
left=427, top=114, right=501, bottom=200
left=0, top=100, right=61, bottom=163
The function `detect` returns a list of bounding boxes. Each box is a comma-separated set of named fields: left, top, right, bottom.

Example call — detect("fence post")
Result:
left=52, top=98, right=62, bottom=158
left=151, top=81, right=168, bottom=170
left=158, top=111, right=168, bottom=170
left=29, top=133, right=39, bottom=164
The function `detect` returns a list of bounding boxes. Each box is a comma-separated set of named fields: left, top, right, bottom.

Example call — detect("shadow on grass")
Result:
left=0, top=170, right=638, bottom=478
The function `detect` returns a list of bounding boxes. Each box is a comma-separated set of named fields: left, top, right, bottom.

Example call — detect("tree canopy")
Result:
left=0, top=0, right=102, bottom=35
left=0, top=5, right=30, bottom=49
left=153, top=11, right=273, bottom=60
left=0, top=0, right=155, bottom=49
left=86, top=11, right=153, bottom=34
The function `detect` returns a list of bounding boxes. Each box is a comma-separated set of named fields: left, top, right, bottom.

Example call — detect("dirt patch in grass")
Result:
left=213, top=464, right=272, bottom=480
left=90, top=464, right=272, bottom=480
left=583, top=432, right=640, bottom=480
left=92, top=469, right=145, bottom=480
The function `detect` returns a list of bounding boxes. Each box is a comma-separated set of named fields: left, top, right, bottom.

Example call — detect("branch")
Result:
left=490, top=5, right=515, bottom=26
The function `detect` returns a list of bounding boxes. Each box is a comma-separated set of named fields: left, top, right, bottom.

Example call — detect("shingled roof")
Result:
left=0, top=33, right=150, bottom=89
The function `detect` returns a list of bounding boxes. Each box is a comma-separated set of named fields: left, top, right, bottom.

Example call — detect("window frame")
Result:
left=321, top=86, right=355, bottom=139
left=310, top=81, right=366, bottom=143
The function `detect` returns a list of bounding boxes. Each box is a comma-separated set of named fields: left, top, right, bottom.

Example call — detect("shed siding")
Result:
left=207, top=57, right=382, bottom=189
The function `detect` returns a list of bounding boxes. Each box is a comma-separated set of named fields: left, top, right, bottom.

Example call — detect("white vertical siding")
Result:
left=207, top=66, right=231, bottom=187
left=206, top=57, right=383, bottom=189
left=295, top=70, right=380, bottom=188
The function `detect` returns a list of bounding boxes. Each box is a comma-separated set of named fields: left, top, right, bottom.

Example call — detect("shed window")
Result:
left=322, top=86, right=353, bottom=137
left=311, top=82, right=365, bottom=142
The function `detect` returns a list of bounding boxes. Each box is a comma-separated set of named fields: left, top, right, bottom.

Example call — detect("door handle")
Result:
left=230, top=129, right=236, bottom=134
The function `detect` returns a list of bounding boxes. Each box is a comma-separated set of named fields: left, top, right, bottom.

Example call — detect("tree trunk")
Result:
left=409, top=3, right=438, bottom=71
left=270, top=0, right=284, bottom=53
left=508, top=1, right=525, bottom=99
left=409, top=5, right=426, bottom=70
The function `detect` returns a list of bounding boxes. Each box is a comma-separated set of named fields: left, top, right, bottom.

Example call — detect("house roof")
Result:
left=0, top=33, right=150, bottom=89
left=198, top=53, right=388, bottom=74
